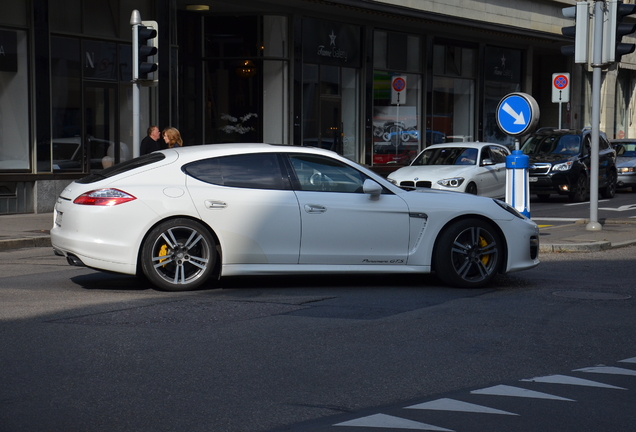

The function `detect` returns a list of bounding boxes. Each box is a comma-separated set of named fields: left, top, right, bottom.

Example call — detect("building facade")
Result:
left=1, top=0, right=635, bottom=214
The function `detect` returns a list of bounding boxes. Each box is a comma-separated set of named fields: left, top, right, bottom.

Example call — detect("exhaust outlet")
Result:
left=66, top=255, right=86, bottom=267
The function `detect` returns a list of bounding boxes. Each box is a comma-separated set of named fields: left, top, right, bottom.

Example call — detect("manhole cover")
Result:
left=553, top=291, right=631, bottom=300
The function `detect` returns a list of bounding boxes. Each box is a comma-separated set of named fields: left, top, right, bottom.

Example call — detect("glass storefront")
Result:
left=0, top=29, right=29, bottom=171
left=301, top=19, right=362, bottom=161
left=429, top=42, right=476, bottom=146
left=372, top=30, right=422, bottom=167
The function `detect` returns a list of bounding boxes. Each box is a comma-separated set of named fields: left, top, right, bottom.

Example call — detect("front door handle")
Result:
left=304, top=204, right=326, bottom=214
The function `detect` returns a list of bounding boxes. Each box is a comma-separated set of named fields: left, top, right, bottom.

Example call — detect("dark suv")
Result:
left=520, top=128, right=617, bottom=202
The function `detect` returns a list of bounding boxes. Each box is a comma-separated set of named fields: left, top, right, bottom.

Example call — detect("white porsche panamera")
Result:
left=51, top=144, right=539, bottom=291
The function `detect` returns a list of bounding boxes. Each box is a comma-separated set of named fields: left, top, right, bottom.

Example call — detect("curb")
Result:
left=0, top=237, right=52, bottom=252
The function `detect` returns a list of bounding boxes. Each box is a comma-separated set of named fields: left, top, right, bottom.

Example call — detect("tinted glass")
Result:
left=289, top=154, right=367, bottom=193
left=76, top=153, right=165, bottom=184
left=184, top=153, right=288, bottom=190
left=522, top=134, right=581, bottom=156
left=412, top=147, right=477, bottom=166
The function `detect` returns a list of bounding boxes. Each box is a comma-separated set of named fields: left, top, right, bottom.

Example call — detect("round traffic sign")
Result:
left=496, top=92, right=540, bottom=137
left=392, top=77, right=406, bottom=92
left=553, top=74, right=569, bottom=90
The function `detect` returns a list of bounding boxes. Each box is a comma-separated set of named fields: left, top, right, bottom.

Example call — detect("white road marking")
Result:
left=470, top=384, right=574, bottom=401
left=619, top=357, right=636, bottom=363
left=334, top=413, right=454, bottom=431
left=520, top=374, right=626, bottom=389
left=574, top=366, right=636, bottom=376
left=406, top=398, right=517, bottom=415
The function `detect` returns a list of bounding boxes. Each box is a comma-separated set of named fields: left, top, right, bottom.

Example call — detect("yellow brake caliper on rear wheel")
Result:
left=158, top=244, right=169, bottom=266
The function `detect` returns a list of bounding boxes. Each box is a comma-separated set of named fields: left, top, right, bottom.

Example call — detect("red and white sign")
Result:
left=552, top=73, right=570, bottom=103
left=391, top=76, right=407, bottom=105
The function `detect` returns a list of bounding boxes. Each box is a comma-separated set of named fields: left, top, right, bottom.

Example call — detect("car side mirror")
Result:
left=481, top=158, right=495, bottom=166
left=363, top=179, right=383, bottom=197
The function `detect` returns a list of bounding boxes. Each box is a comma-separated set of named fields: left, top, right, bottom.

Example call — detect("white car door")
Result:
left=477, top=146, right=507, bottom=198
left=288, top=153, right=410, bottom=265
left=184, top=153, right=301, bottom=264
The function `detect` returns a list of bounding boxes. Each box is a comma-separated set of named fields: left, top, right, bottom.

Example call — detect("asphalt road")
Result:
left=1, top=244, right=635, bottom=432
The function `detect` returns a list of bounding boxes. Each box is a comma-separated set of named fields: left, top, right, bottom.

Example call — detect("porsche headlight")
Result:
left=552, top=161, right=573, bottom=172
left=437, top=177, right=464, bottom=188
left=493, top=199, right=526, bottom=219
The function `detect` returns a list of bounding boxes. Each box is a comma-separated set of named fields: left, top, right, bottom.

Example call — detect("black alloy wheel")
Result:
left=600, top=170, right=617, bottom=198
left=141, top=218, right=217, bottom=291
left=569, top=174, right=589, bottom=202
left=433, top=218, right=504, bottom=288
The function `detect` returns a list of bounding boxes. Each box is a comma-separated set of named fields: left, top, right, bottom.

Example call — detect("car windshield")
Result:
left=617, top=143, right=636, bottom=157
left=522, top=134, right=581, bottom=156
left=411, top=147, right=478, bottom=166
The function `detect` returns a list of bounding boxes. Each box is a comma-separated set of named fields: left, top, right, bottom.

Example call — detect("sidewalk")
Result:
left=1, top=212, right=636, bottom=253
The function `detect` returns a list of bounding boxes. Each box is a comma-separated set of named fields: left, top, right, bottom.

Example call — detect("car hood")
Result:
left=616, top=156, right=636, bottom=168
left=388, top=164, right=475, bottom=180
left=527, top=154, right=576, bottom=164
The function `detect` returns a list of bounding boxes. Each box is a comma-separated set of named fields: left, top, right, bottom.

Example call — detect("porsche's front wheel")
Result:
left=434, top=218, right=504, bottom=288
left=141, top=218, right=217, bottom=291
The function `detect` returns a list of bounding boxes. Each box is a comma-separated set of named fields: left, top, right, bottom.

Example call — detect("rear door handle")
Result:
left=205, top=200, right=227, bottom=209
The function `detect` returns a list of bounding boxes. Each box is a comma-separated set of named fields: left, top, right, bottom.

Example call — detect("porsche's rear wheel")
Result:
left=141, top=218, right=217, bottom=291
left=434, top=218, right=503, bottom=288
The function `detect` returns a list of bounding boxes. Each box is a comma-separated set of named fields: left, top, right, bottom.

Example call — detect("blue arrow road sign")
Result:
left=496, top=93, right=539, bottom=137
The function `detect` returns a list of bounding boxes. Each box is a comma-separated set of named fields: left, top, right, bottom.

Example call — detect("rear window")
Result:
left=183, top=153, right=290, bottom=190
left=76, top=153, right=166, bottom=184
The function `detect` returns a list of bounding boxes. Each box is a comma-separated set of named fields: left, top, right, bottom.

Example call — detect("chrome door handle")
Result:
left=304, top=204, right=326, bottom=214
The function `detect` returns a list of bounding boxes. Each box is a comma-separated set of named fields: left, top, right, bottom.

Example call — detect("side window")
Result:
left=183, top=153, right=289, bottom=190
left=489, top=146, right=508, bottom=164
left=599, top=136, right=609, bottom=151
left=288, top=154, right=367, bottom=193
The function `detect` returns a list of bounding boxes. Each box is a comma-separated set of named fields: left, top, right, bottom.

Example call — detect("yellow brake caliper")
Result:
left=479, top=236, right=490, bottom=265
left=158, top=244, right=169, bottom=266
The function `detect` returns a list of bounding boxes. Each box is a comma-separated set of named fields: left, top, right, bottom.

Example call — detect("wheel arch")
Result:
left=135, top=215, right=223, bottom=280
left=431, top=214, right=509, bottom=275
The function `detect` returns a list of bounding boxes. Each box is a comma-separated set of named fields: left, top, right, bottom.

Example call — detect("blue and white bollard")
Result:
left=505, top=150, right=530, bottom=218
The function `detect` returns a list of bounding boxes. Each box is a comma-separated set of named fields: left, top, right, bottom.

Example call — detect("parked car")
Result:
left=611, top=139, right=636, bottom=192
left=386, top=142, right=511, bottom=198
left=51, top=144, right=539, bottom=291
left=521, top=128, right=617, bottom=202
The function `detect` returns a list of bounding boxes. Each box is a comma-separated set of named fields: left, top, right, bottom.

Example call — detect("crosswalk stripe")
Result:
left=574, top=366, right=636, bottom=376
left=520, top=374, right=627, bottom=389
left=334, top=413, right=454, bottom=431
left=405, top=398, right=518, bottom=415
left=470, top=384, right=574, bottom=401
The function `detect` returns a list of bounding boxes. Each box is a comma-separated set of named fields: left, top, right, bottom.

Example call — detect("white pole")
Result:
left=587, top=1, right=603, bottom=231
left=131, top=10, right=141, bottom=159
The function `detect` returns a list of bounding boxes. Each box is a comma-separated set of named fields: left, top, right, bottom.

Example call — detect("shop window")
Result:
left=483, top=46, right=522, bottom=147
left=429, top=42, right=477, bottom=145
left=0, top=30, right=30, bottom=171
left=372, top=30, right=422, bottom=167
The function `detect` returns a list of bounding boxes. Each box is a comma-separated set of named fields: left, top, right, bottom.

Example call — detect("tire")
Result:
left=569, top=174, right=588, bottom=203
left=465, top=183, right=478, bottom=195
left=140, top=218, right=217, bottom=291
left=600, top=170, right=617, bottom=198
left=433, top=218, right=504, bottom=288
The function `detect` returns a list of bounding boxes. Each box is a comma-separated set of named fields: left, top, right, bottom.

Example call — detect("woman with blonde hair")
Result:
left=162, top=127, right=183, bottom=148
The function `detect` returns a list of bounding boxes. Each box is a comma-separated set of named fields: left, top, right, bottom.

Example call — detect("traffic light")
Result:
left=561, top=2, right=590, bottom=64
left=134, top=21, right=158, bottom=81
left=603, top=0, right=636, bottom=64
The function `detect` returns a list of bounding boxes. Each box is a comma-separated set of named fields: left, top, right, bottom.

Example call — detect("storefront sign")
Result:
left=0, top=30, right=18, bottom=72
left=303, top=19, right=361, bottom=67
left=83, top=40, right=117, bottom=80
left=485, top=46, right=521, bottom=83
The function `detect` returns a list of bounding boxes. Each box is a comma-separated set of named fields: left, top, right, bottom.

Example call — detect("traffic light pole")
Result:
left=588, top=1, right=603, bottom=231
left=130, top=10, right=142, bottom=159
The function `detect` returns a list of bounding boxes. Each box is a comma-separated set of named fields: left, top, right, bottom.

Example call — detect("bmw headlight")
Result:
left=552, top=161, right=573, bottom=172
left=437, top=177, right=464, bottom=188
left=387, top=177, right=398, bottom=185
left=493, top=199, right=526, bottom=219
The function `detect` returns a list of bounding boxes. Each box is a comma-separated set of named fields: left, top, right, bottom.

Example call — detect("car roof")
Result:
left=423, top=142, right=505, bottom=150
left=162, top=143, right=343, bottom=160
